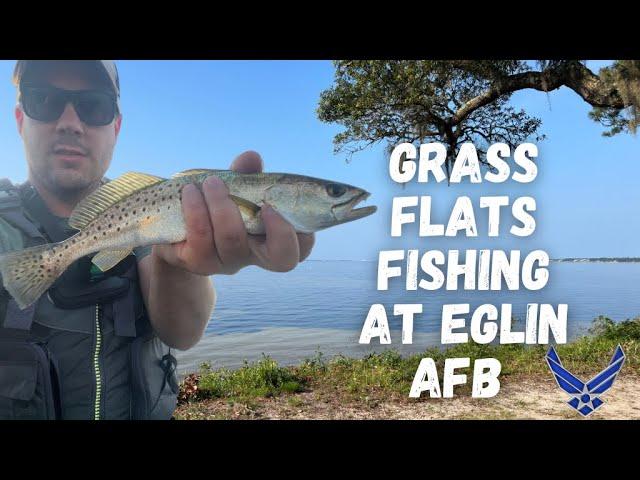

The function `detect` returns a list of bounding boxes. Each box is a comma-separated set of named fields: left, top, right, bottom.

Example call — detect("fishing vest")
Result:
left=0, top=179, right=179, bottom=420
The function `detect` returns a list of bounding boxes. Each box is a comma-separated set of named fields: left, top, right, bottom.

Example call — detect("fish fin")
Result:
left=172, top=169, right=228, bottom=178
left=0, top=242, right=65, bottom=309
left=69, top=172, right=165, bottom=230
left=92, top=248, right=133, bottom=272
left=229, top=194, right=261, bottom=216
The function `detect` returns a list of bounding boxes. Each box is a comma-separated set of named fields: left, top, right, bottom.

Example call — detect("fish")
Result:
left=0, top=169, right=377, bottom=310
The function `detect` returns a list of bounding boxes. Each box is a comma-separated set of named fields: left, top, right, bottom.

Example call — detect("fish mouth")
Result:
left=331, top=191, right=377, bottom=222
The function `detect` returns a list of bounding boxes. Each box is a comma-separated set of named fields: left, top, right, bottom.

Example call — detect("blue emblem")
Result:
left=545, top=345, right=625, bottom=417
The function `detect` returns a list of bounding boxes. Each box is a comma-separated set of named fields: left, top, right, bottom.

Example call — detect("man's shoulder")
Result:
left=0, top=178, right=14, bottom=191
left=0, top=218, right=25, bottom=254
left=0, top=179, right=22, bottom=207
left=0, top=180, right=26, bottom=254
left=0, top=179, right=19, bottom=198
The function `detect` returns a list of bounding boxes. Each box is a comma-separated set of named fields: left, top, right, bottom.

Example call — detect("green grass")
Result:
left=193, top=354, right=305, bottom=402
left=179, top=315, right=640, bottom=405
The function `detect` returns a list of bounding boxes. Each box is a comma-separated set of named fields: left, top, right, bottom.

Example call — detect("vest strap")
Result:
left=4, top=299, right=36, bottom=330
left=0, top=192, right=21, bottom=210
left=113, top=289, right=137, bottom=337
left=0, top=210, right=45, bottom=240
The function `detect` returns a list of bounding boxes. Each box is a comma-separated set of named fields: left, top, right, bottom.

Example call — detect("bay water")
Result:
left=175, top=261, right=640, bottom=374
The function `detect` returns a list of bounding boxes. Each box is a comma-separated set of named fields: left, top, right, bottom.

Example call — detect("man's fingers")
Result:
left=202, top=175, right=251, bottom=273
left=297, top=233, right=315, bottom=262
left=157, top=151, right=315, bottom=277
left=230, top=150, right=264, bottom=173
left=250, top=204, right=299, bottom=272
left=181, top=183, right=216, bottom=264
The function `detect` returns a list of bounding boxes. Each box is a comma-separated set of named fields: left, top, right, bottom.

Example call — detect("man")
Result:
left=0, top=60, right=314, bottom=420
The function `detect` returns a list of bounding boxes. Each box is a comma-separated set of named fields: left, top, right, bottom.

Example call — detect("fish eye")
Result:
left=326, top=183, right=347, bottom=198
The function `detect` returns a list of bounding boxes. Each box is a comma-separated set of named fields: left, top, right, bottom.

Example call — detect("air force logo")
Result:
left=545, top=345, right=625, bottom=417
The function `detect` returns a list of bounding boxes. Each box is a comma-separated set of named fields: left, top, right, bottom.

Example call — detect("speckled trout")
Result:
left=0, top=168, right=376, bottom=309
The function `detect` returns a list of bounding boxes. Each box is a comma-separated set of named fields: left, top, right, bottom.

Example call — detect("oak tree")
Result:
left=317, top=60, right=639, bottom=175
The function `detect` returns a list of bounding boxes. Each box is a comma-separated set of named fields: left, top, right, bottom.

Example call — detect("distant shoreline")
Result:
left=551, top=258, right=640, bottom=263
left=307, top=258, right=640, bottom=263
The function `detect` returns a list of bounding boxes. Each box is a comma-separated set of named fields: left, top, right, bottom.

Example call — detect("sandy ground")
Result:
left=174, top=327, right=639, bottom=420
left=174, top=374, right=640, bottom=420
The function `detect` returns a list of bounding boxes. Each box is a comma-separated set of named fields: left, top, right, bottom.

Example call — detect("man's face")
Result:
left=15, top=62, right=122, bottom=198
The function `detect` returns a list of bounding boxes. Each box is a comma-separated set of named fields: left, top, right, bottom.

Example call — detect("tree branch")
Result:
left=450, top=61, right=625, bottom=126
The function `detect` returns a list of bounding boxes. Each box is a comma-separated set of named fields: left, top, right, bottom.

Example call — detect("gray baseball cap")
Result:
left=12, top=60, right=121, bottom=109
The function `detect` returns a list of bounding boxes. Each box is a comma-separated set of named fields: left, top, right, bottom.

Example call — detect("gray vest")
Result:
left=0, top=180, right=178, bottom=420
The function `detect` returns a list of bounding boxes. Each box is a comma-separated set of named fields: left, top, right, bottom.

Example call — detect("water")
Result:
left=175, top=261, right=640, bottom=374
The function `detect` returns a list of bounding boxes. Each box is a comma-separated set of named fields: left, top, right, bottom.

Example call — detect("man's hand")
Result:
left=153, top=150, right=315, bottom=275
left=139, top=151, right=316, bottom=349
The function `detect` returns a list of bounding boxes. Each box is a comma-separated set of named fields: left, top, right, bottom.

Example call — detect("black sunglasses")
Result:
left=20, top=85, right=118, bottom=127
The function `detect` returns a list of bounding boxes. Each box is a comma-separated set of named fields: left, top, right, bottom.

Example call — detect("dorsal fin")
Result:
left=172, top=169, right=227, bottom=178
left=68, top=172, right=165, bottom=230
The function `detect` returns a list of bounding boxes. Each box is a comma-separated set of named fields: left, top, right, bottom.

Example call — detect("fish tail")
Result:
left=0, top=241, right=70, bottom=310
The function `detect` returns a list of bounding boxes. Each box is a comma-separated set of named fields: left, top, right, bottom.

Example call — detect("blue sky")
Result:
left=0, top=60, right=637, bottom=260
